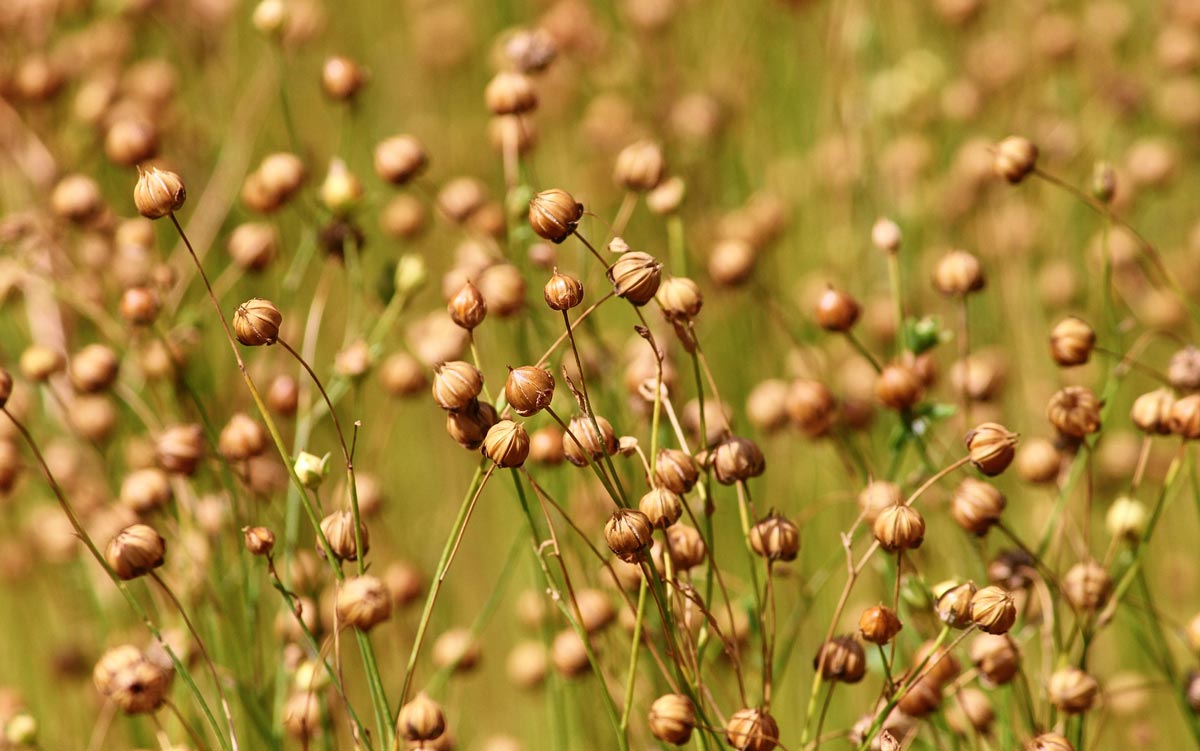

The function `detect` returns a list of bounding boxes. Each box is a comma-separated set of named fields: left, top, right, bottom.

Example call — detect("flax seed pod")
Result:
left=898, top=671, right=943, bottom=717
left=655, top=448, right=699, bottom=493
left=914, top=640, right=961, bottom=684
left=486, top=71, right=538, bottom=115
left=749, top=513, right=800, bottom=562
left=1049, top=316, right=1095, bottom=366
left=950, top=478, right=1006, bottom=535
left=322, top=55, right=366, bottom=100
left=746, top=379, right=790, bottom=433
left=550, top=629, right=591, bottom=678
left=233, top=298, right=282, bottom=346
left=573, top=588, right=615, bottom=633
left=1131, top=388, right=1175, bottom=435
left=970, top=586, right=1017, bottom=634
left=93, top=646, right=172, bottom=714
left=243, top=526, right=275, bottom=556
left=1048, top=667, right=1099, bottom=714
left=604, top=509, right=653, bottom=562
left=482, top=420, right=530, bottom=468
left=649, top=693, right=695, bottom=745
left=785, top=379, right=837, bottom=437
left=1015, top=437, right=1061, bottom=483
left=156, top=424, right=203, bottom=475
left=526, top=425, right=564, bottom=465
left=544, top=270, right=584, bottom=311
left=505, top=366, right=554, bottom=416
left=708, top=239, right=757, bottom=287
left=319, top=510, right=368, bottom=562
left=133, top=167, right=186, bottom=219
left=936, top=581, right=978, bottom=629
left=656, top=276, right=703, bottom=321
left=69, top=344, right=119, bottom=393
left=448, top=280, right=487, bottom=331
left=858, top=481, right=902, bottom=523
left=859, top=605, right=903, bottom=645
left=398, top=692, right=445, bottom=742
left=815, top=286, right=861, bottom=332
left=119, top=468, right=172, bottom=514
left=639, top=486, right=683, bottom=528
left=218, top=413, right=267, bottom=461
left=506, top=640, right=547, bottom=689
left=933, top=250, right=985, bottom=295
left=608, top=251, right=663, bottom=306
left=614, top=140, right=666, bottom=192
left=227, top=222, right=277, bottom=271
left=268, top=374, right=299, bottom=416
left=119, top=286, right=160, bottom=326
left=814, top=635, right=867, bottom=683
left=373, top=134, right=427, bottom=185
left=529, top=189, right=583, bottom=243
left=380, top=352, right=427, bottom=397
left=433, top=627, right=480, bottom=673
left=562, top=415, right=618, bottom=466
left=1026, top=733, right=1074, bottom=751
left=336, top=575, right=392, bottom=631
left=947, top=687, right=994, bottom=736
left=1106, top=496, right=1147, bottom=540
left=965, top=422, right=1018, bottom=476
left=1048, top=386, right=1101, bottom=438
left=994, top=136, right=1038, bottom=183
left=1062, top=560, right=1111, bottom=611
left=1167, top=394, right=1200, bottom=439
left=970, top=633, right=1019, bottom=686
left=105, top=117, right=159, bottom=166
left=665, top=524, right=706, bottom=570
left=105, top=524, right=165, bottom=579
left=447, top=401, right=499, bottom=450
left=710, top=435, right=765, bottom=485
left=1168, top=347, right=1200, bottom=391
left=875, top=363, right=923, bottom=410
left=725, top=708, right=778, bottom=751
left=432, top=361, right=484, bottom=412
left=873, top=504, right=925, bottom=551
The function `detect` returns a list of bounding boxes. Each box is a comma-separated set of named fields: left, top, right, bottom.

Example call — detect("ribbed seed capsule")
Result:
left=709, top=435, right=765, bottom=485
left=639, top=486, right=683, bottom=528
left=543, top=270, right=584, bottom=310
left=319, top=510, right=369, bottom=562
left=725, top=708, right=779, bottom=751
left=448, top=280, right=487, bottom=330
left=528, top=189, right=583, bottom=244
left=1062, top=560, right=1111, bottom=611
left=608, top=251, right=663, bottom=306
left=815, top=286, right=861, bottom=332
left=336, top=575, right=392, bottom=631
left=505, top=366, right=554, bottom=417
left=873, top=504, right=925, bottom=551
left=1047, top=667, right=1099, bottom=714
left=1047, top=386, right=1101, bottom=438
left=936, top=581, right=978, bottom=629
left=614, top=140, right=665, bottom=192
left=234, top=298, right=283, bottom=346
left=562, top=415, right=618, bottom=466
left=970, top=585, right=1017, bottom=634
left=950, top=478, right=1006, bottom=535
left=604, top=509, right=653, bottom=562
left=432, top=361, right=484, bottom=412
left=134, top=167, right=186, bottom=219
left=655, top=448, right=699, bottom=493
left=397, top=692, right=445, bottom=742
left=933, top=250, right=985, bottom=295
left=482, top=420, right=530, bottom=468
left=446, top=401, right=498, bottom=449
left=105, top=524, right=166, bottom=580
left=665, top=524, right=706, bottom=570
left=1049, top=316, right=1095, bottom=366
left=749, top=513, right=800, bottom=562
left=814, top=635, right=867, bottom=683
left=1026, top=732, right=1074, bottom=751
left=373, top=134, right=427, bottom=185
left=1130, top=388, right=1174, bottom=435
left=648, top=693, right=695, bottom=745
left=859, top=605, right=902, bottom=645
left=965, top=422, right=1018, bottom=476
left=655, top=276, right=703, bottom=321
left=994, top=136, right=1039, bottom=184
left=1167, top=394, right=1200, bottom=439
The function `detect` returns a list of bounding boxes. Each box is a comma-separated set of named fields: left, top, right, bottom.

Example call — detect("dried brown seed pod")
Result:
left=506, top=640, right=547, bottom=689
left=950, top=478, right=1006, bottom=535
left=1062, top=560, right=1111, bottom=611
left=970, top=585, right=1017, bottom=634
left=134, top=167, right=186, bottom=219
left=446, top=400, right=499, bottom=450
left=380, top=352, right=427, bottom=397
left=970, top=633, right=1019, bottom=686
left=933, top=250, right=985, bottom=295
left=19, top=345, right=65, bottom=383
left=1015, top=437, right=1061, bottom=483
left=1047, top=386, right=1101, bottom=438
left=785, top=379, right=837, bottom=438
left=156, top=423, right=204, bottom=475
left=639, top=486, right=683, bottom=529
left=562, top=414, right=618, bottom=466
left=604, top=508, right=653, bottom=562
left=482, top=420, right=530, bottom=468
left=228, top=222, right=278, bottom=272
left=486, top=71, right=538, bottom=115
left=914, top=639, right=961, bottom=684
left=947, top=687, right=995, bottom=735
left=70, top=344, right=119, bottom=392
left=397, top=692, right=445, bottom=742
left=119, top=286, right=161, bottom=326
left=1167, top=393, right=1200, bottom=439
left=93, top=645, right=172, bottom=714
left=647, top=176, right=685, bottom=215
left=574, top=588, right=615, bottom=633
left=654, top=448, right=699, bottom=493
left=105, top=524, right=166, bottom=580
left=550, top=629, right=591, bottom=677
left=448, top=280, right=487, bottom=331
left=665, top=524, right=706, bottom=570
left=1130, top=388, right=1175, bottom=435
left=322, top=55, right=366, bottom=100
left=614, top=140, right=666, bottom=192
left=119, top=468, right=172, bottom=514
left=875, top=364, right=924, bottom=411
left=544, top=270, right=584, bottom=311
left=282, top=692, right=321, bottom=739
left=528, top=189, right=583, bottom=243
left=648, top=693, right=695, bottom=745
left=897, top=671, right=943, bottom=717
left=994, top=136, right=1038, bottom=183
left=1049, top=316, right=1095, bottom=366
left=218, top=413, right=267, bottom=461
left=815, top=286, right=861, bottom=332
left=709, top=435, right=766, bottom=485
left=708, top=239, right=757, bottom=287
left=52, top=174, right=104, bottom=223
left=233, top=298, right=283, bottom=346
left=268, top=375, right=300, bottom=416
left=965, top=422, right=1018, bottom=476
left=859, top=605, right=903, bottom=645
left=527, top=425, right=565, bottom=465
left=258, top=152, right=307, bottom=201
left=608, top=251, right=663, bottom=306
left=725, top=708, right=779, bottom=751
left=1169, top=346, right=1200, bottom=391
left=1047, top=667, right=1099, bottom=714
left=433, top=627, right=481, bottom=672
left=318, top=510, right=369, bottom=562
left=336, top=575, right=392, bottom=631
left=432, top=361, right=484, bottom=412
left=373, top=134, right=427, bottom=185
left=749, top=513, right=800, bottom=562
left=105, top=118, right=159, bottom=166
left=656, top=276, right=703, bottom=321
left=1026, top=732, right=1074, bottom=751
left=814, top=635, right=867, bottom=683
left=243, top=526, right=275, bottom=556
left=872, top=217, right=902, bottom=253
left=505, top=366, right=554, bottom=416
left=858, top=481, right=901, bottom=523
left=384, top=561, right=425, bottom=608
left=873, top=504, right=925, bottom=551
left=936, top=581, right=978, bottom=629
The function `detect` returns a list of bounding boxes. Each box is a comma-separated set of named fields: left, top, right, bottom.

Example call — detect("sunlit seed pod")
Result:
left=913, top=639, right=961, bottom=685
left=965, top=422, right=1018, bottom=476
left=872, top=217, right=902, bottom=253
left=608, top=251, right=663, bottom=306
left=380, top=352, right=427, bottom=397
left=397, top=692, right=445, bottom=742
left=243, top=526, right=275, bottom=556
left=550, top=628, right=591, bottom=678
left=665, top=524, right=706, bottom=570
left=654, top=448, right=699, bottom=493
left=233, top=298, right=282, bottom=346
left=950, top=478, right=1006, bottom=535
left=505, top=366, right=554, bottom=417
left=446, top=400, right=499, bottom=450
left=724, top=707, right=779, bottom=751
left=1105, top=496, right=1147, bottom=540
left=655, top=276, right=703, bottom=321
left=859, top=605, right=903, bottom=645
left=745, top=379, right=790, bottom=433
left=562, top=414, right=619, bottom=466
left=858, top=481, right=902, bottom=523
left=945, top=687, right=994, bottom=736
left=749, top=513, right=800, bottom=562
left=647, top=176, right=685, bottom=215
left=105, top=117, right=159, bottom=166
left=322, top=55, right=366, bottom=100
left=1167, top=393, right=1200, bottom=439
left=336, top=575, right=392, bottom=631
left=604, top=509, right=653, bottom=563
left=528, top=189, right=583, bottom=244
left=258, top=152, right=307, bottom=201
left=543, top=270, right=584, bottom=311
left=1130, top=388, right=1175, bottom=435
left=93, top=645, right=172, bottom=714
left=1026, top=732, right=1075, bottom=751
left=485, top=70, right=538, bottom=115
left=993, top=136, right=1038, bottom=183
left=1047, top=386, right=1101, bottom=438
left=318, top=510, right=368, bottom=562
left=814, top=635, right=866, bottom=683
left=527, top=425, right=565, bottom=465
left=52, top=174, right=105, bottom=223
left=933, top=249, right=985, bottom=295
left=935, top=580, right=978, bottom=629
left=1062, top=560, right=1111, bottom=612
left=433, top=627, right=481, bottom=672
left=380, top=194, right=428, bottom=240
left=970, top=585, right=1017, bottom=634
left=875, top=363, right=923, bottom=411
left=119, top=467, right=172, bottom=514
left=506, top=640, right=547, bottom=689
left=1015, top=437, right=1061, bottom=484
left=639, top=486, right=683, bottom=529
left=119, top=286, right=161, bottom=326
left=105, top=524, right=166, bottom=580
left=133, top=167, right=186, bottom=219
left=709, top=435, right=765, bottom=485
left=227, top=222, right=278, bottom=272
left=438, top=177, right=488, bottom=224
left=19, top=345, right=65, bottom=383
left=815, top=286, right=861, bottom=332
left=1049, top=316, right=1095, bottom=366
left=1047, top=667, right=1099, bottom=714
left=156, top=423, right=204, bottom=475
left=707, top=239, right=757, bottom=287
left=648, top=693, right=696, bottom=745
left=373, top=134, right=428, bottom=185
left=482, top=420, right=530, bottom=468
left=969, top=632, right=1019, bottom=686
left=218, top=413, right=267, bottom=461
left=431, top=361, right=484, bottom=412
left=873, top=504, right=925, bottom=552
left=448, top=280, right=487, bottom=331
